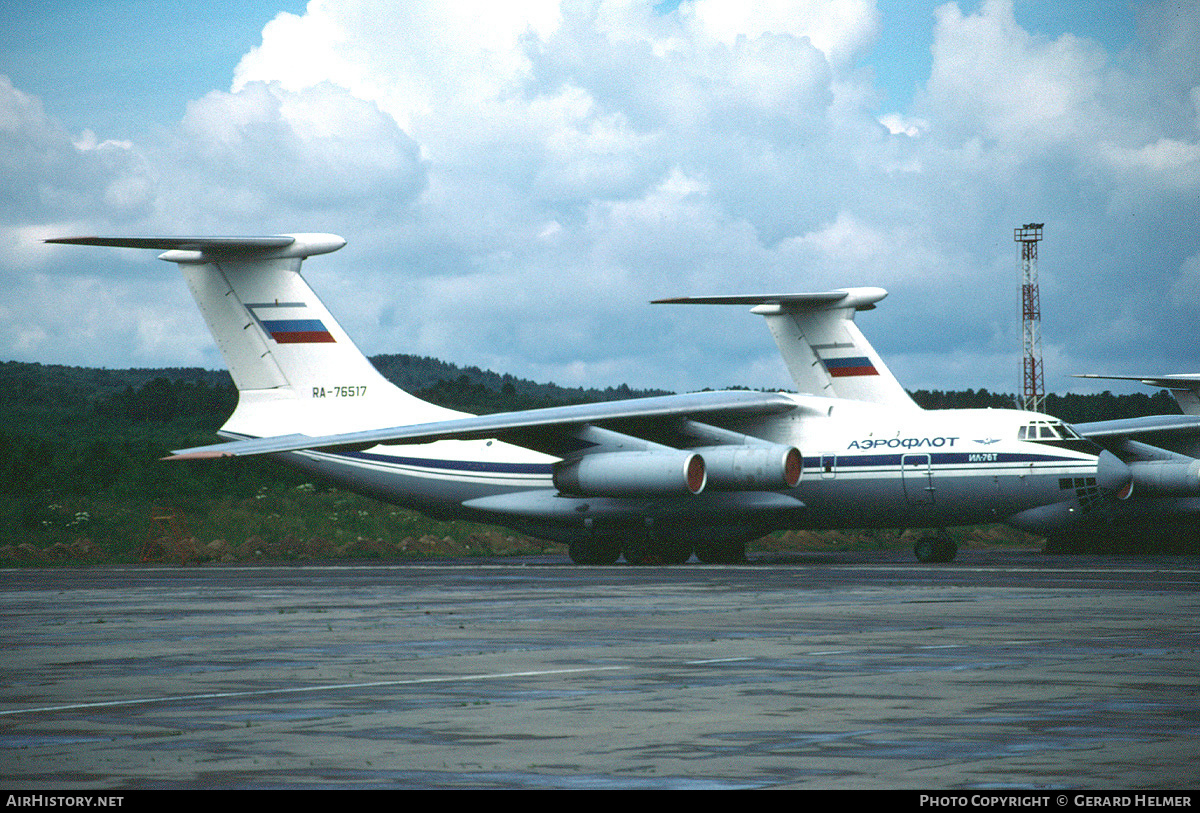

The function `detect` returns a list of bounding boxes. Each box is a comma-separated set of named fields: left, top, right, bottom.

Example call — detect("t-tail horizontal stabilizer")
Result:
left=1075, top=374, right=1200, bottom=416
left=653, top=288, right=918, bottom=410
left=45, top=234, right=346, bottom=259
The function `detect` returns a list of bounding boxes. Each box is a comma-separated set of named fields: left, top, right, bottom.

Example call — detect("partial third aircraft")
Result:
left=1028, top=374, right=1200, bottom=550
left=48, top=233, right=1136, bottom=563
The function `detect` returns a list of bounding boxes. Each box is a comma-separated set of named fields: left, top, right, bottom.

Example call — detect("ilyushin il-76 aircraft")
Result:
left=49, top=233, right=1135, bottom=564
left=1023, top=373, right=1200, bottom=551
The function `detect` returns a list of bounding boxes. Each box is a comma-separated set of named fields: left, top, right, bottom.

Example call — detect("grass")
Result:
left=0, top=483, right=564, bottom=566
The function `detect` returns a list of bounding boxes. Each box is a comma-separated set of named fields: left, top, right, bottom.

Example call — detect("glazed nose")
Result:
left=1096, top=450, right=1133, bottom=500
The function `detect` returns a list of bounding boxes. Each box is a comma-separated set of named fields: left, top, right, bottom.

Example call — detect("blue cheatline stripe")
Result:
left=804, top=452, right=1092, bottom=469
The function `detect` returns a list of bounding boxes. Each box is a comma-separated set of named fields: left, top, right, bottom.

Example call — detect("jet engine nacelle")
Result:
left=1128, top=459, right=1200, bottom=496
left=553, top=451, right=707, bottom=497
left=693, top=444, right=802, bottom=490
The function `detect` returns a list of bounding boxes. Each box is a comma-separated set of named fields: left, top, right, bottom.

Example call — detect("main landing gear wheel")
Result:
left=568, top=542, right=621, bottom=565
left=913, top=534, right=958, bottom=563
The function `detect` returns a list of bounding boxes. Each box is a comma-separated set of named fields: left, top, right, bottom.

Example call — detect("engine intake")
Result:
left=553, top=451, right=707, bottom=497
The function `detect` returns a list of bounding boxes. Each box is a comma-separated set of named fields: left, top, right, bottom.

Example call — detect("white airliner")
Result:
left=48, top=233, right=1134, bottom=564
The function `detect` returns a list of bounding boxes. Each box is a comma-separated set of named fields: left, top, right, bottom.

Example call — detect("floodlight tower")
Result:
left=1015, top=223, right=1045, bottom=413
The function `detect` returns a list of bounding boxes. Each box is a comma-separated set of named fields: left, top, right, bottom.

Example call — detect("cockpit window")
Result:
left=1018, top=419, right=1097, bottom=452
left=1019, top=420, right=1069, bottom=441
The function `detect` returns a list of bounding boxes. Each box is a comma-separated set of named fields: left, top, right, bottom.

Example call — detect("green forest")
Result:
left=0, top=356, right=1184, bottom=565
left=0, top=356, right=674, bottom=565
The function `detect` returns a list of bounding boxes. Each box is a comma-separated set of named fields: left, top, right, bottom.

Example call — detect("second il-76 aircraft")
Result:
left=49, top=233, right=1135, bottom=564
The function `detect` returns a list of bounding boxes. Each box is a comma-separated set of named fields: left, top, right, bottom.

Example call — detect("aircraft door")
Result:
left=820, top=454, right=837, bottom=479
left=901, top=453, right=935, bottom=506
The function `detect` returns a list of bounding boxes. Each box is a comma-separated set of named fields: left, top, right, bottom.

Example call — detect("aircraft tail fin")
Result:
left=654, top=288, right=919, bottom=409
left=46, top=234, right=462, bottom=438
left=1075, top=374, right=1200, bottom=416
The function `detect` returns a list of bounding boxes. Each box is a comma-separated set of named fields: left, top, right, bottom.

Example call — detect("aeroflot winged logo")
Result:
left=246, top=302, right=336, bottom=344
left=821, top=355, right=879, bottom=377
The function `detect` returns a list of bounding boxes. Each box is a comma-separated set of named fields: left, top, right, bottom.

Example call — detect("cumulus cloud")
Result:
left=1171, top=251, right=1200, bottom=309
left=921, top=0, right=1200, bottom=191
left=2, top=0, right=1198, bottom=395
left=232, top=0, right=565, bottom=131
left=679, top=0, right=878, bottom=68
left=177, top=81, right=425, bottom=212
left=0, top=76, right=156, bottom=226
left=925, top=0, right=1112, bottom=150
left=0, top=269, right=210, bottom=368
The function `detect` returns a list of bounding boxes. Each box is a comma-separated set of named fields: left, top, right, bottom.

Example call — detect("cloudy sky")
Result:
left=1, top=0, right=1197, bottom=399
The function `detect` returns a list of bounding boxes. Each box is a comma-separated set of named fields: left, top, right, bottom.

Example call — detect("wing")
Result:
left=166, top=389, right=799, bottom=459
left=1073, top=374, right=1200, bottom=461
left=1074, top=415, right=1200, bottom=464
left=1074, top=415, right=1200, bottom=441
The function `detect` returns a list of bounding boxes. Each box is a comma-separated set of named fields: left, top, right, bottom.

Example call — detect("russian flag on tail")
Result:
left=260, top=318, right=336, bottom=344
left=246, top=302, right=337, bottom=344
left=821, top=356, right=878, bottom=377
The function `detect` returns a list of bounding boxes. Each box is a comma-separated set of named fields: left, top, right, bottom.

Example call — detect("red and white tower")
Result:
left=1015, top=223, right=1045, bottom=413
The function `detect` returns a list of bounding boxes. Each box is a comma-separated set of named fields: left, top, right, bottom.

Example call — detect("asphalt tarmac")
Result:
left=2, top=549, right=1199, bottom=790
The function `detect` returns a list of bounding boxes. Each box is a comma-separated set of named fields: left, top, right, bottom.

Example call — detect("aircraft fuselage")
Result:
left=260, top=394, right=1123, bottom=550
